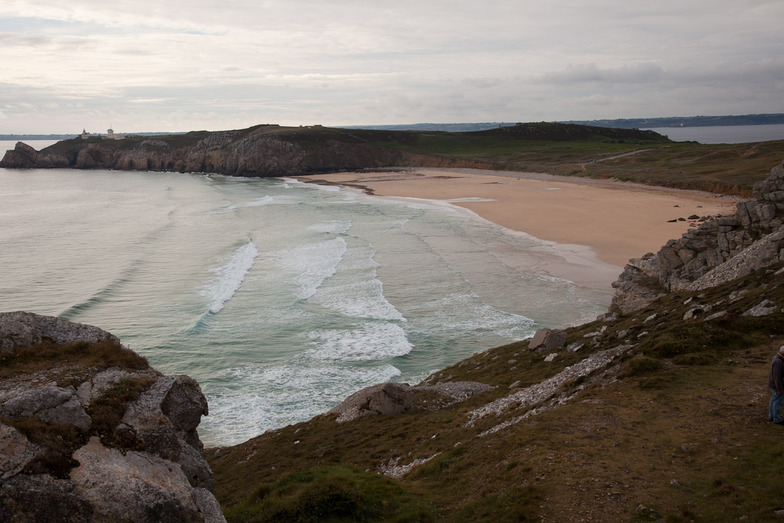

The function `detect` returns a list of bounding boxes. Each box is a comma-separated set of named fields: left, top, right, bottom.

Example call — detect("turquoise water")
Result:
left=0, top=159, right=612, bottom=446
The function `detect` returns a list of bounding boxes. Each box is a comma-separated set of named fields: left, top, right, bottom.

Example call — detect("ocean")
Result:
left=644, top=123, right=784, bottom=144
left=0, top=142, right=612, bottom=446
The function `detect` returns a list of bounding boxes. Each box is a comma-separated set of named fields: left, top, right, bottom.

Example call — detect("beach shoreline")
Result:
left=301, top=168, right=738, bottom=290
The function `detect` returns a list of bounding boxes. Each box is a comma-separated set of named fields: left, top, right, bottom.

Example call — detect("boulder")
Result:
left=528, top=328, right=567, bottom=353
left=0, top=312, right=224, bottom=522
left=328, top=382, right=414, bottom=423
left=0, top=311, right=120, bottom=357
left=70, top=437, right=220, bottom=522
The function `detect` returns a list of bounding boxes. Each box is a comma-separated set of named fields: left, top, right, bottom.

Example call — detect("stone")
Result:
left=544, top=353, right=558, bottom=363
left=0, top=383, right=92, bottom=432
left=704, top=311, right=728, bottom=321
left=683, top=306, right=711, bottom=321
left=70, top=437, right=224, bottom=522
left=328, top=382, right=414, bottom=423
left=123, top=375, right=212, bottom=490
left=0, top=311, right=120, bottom=357
left=0, top=423, right=44, bottom=480
left=0, top=313, right=223, bottom=522
left=743, top=300, right=778, bottom=317
left=528, top=328, right=567, bottom=353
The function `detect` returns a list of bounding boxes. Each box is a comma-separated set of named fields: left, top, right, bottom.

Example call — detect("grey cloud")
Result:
left=537, top=63, right=666, bottom=85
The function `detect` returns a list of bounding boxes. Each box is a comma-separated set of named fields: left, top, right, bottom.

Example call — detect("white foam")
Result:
left=421, top=292, right=535, bottom=337
left=243, top=195, right=275, bottom=207
left=305, top=241, right=406, bottom=321
left=200, top=362, right=402, bottom=446
left=203, top=241, right=259, bottom=313
left=306, top=220, right=352, bottom=235
left=273, top=237, right=347, bottom=300
left=310, top=278, right=405, bottom=321
left=207, top=204, right=237, bottom=214
left=306, top=321, right=412, bottom=361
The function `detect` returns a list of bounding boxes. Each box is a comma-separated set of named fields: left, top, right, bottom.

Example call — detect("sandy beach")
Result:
left=302, top=168, right=737, bottom=288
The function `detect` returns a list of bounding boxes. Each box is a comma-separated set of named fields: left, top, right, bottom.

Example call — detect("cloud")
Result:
left=0, top=0, right=782, bottom=132
left=537, top=63, right=666, bottom=85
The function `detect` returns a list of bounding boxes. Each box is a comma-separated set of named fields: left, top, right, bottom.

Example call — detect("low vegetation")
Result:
left=0, top=340, right=155, bottom=477
left=40, top=122, right=784, bottom=196
left=0, top=339, right=149, bottom=378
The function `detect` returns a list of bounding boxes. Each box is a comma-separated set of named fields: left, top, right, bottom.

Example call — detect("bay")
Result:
left=0, top=144, right=612, bottom=446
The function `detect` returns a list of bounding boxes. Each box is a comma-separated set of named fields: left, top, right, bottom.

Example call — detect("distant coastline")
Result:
left=346, top=113, right=784, bottom=133
left=4, top=113, right=783, bottom=139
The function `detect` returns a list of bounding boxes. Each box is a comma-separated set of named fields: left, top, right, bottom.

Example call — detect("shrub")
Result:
left=224, top=466, right=434, bottom=522
left=620, top=356, right=662, bottom=378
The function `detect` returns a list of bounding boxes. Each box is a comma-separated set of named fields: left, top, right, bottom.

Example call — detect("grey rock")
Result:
left=0, top=423, right=44, bottom=480
left=0, top=474, right=93, bottom=522
left=704, top=311, right=728, bottom=321
left=0, top=313, right=222, bottom=522
left=0, top=383, right=92, bottom=431
left=123, top=375, right=212, bottom=490
left=743, top=300, right=778, bottom=317
left=328, top=382, right=414, bottom=423
left=71, top=437, right=224, bottom=522
left=0, top=311, right=120, bottom=357
left=528, top=328, right=567, bottom=353
left=611, top=162, right=784, bottom=313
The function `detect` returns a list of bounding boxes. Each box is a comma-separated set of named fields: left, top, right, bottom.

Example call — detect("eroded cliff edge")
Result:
left=0, top=126, right=493, bottom=176
left=0, top=311, right=225, bottom=522
left=612, top=161, right=784, bottom=313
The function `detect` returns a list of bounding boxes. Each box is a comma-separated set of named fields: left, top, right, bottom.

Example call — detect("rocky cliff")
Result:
left=0, top=126, right=493, bottom=176
left=612, top=161, right=784, bottom=313
left=0, top=312, right=224, bottom=522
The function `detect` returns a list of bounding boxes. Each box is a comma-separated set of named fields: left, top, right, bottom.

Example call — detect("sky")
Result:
left=1, top=0, right=782, bottom=134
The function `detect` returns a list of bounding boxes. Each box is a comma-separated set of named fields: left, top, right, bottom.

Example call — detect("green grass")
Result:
left=224, top=466, right=434, bottom=522
left=39, top=123, right=784, bottom=195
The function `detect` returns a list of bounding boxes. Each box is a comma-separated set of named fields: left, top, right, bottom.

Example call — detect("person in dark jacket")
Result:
left=769, top=346, right=784, bottom=424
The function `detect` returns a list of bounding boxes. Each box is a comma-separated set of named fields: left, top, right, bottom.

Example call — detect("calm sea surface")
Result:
left=644, top=123, right=784, bottom=144
left=0, top=141, right=614, bottom=446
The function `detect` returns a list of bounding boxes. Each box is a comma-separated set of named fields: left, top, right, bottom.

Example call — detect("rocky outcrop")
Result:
left=0, top=126, right=495, bottom=176
left=612, top=162, right=784, bottom=313
left=0, top=311, right=120, bottom=357
left=0, top=312, right=224, bottom=522
left=327, top=382, right=414, bottom=423
left=528, top=328, right=567, bottom=353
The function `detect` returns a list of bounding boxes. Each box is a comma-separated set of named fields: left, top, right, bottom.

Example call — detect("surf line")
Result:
left=205, top=239, right=259, bottom=314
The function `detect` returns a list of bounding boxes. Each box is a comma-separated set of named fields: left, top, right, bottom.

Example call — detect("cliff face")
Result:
left=0, top=312, right=224, bottom=522
left=0, top=126, right=493, bottom=177
left=611, top=162, right=784, bottom=314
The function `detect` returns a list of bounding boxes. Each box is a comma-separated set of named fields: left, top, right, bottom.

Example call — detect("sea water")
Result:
left=644, top=123, right=784, bottom=144
left=0, top=143, right=612, bottom=446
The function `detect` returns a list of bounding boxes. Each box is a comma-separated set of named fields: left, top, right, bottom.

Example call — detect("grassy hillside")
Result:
left=39, top=122, right=784, bottom=196
left=207, top=261, right=784, bottom=521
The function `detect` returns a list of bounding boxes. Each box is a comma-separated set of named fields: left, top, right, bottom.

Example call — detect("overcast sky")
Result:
left=1, top=0, right=782, bottom=133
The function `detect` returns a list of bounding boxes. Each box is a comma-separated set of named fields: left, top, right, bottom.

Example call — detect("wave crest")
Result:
left=204, top=241, right=259, bottom=313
